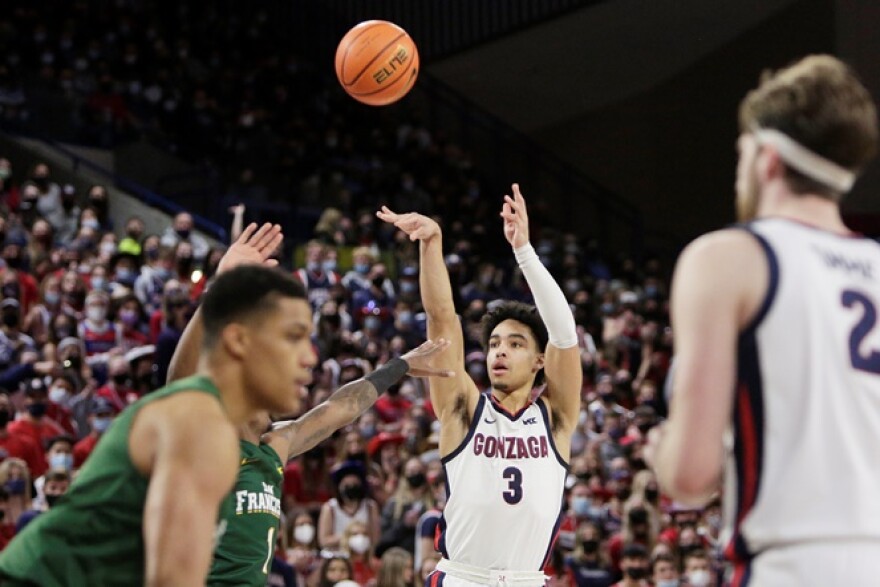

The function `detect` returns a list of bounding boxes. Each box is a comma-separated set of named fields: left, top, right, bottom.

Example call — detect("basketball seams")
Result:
left=337, top=21, right=386, bottom=84
left=344, top=31, right=407, bottom=87
left=349, top=59, right=417, bottom=99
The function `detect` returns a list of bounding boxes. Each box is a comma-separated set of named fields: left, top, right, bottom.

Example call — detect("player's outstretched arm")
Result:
left=501, top=185, right=581, bottom=442
left=143, top=395, right=239, bottom=586
left=376, top=208, right=478, bottom=426
left=645, top=229, right=767, bottom=505
left=166, top=223, right=283, bottom=383
left=263, top=339, right=453, bottom=461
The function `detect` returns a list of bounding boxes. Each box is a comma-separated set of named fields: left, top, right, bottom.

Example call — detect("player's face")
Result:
left=486, top=319, right=543, bottom=393
left=243, top=297, right=316, bottom=414
left=735, top=134, right=761, bottom=221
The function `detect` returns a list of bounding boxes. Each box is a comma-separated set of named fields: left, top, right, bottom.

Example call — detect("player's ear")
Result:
left=757, top=145, right=784, bottom=182
left=221, top=322, right=250, bottom=360
left=533, top=352, right=545, bottom=374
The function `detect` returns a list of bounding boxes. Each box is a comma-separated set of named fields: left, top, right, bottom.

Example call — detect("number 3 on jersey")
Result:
left=502, top=467, right=523, bottom=504
left=842, top=290, right=880, bottom=374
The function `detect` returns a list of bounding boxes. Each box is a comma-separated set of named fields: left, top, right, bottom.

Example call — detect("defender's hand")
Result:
left=217, top=222, right=283, bottom=274
left=401, top=338, right=454, bottom=377
left=376, top=207, right=441, bottom=242
left=500, top=183, right=530, bottom=249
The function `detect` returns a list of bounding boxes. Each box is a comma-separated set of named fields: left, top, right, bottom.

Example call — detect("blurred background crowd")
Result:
left=0, top=2, right=726, bottom=587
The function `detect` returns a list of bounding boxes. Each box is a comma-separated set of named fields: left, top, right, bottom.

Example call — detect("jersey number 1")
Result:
left=262, top=527, right=276, bottom=575
left=843, top=290, right=880, bottom=374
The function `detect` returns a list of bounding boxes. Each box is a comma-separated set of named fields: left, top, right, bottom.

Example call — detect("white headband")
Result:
left=752, top=128, right=856, bottom=193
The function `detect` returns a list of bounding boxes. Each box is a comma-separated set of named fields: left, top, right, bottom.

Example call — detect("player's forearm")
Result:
left=652, top=422, right=721, bottom=506
left=514, top=243, right=577, bottom=348
left=144, top=489, right=215, bottom=586
left=419, top=236, right=456, bottom=318
left=167, top=307, right=203, bottom=383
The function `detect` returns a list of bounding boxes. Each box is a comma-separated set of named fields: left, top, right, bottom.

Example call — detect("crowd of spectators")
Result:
left=0, top=2, right=726, bottom=587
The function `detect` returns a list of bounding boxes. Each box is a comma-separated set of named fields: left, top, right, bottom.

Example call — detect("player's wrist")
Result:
left=513, top=242, right=536, bottom=264
left=364, top=358, right=409, bottom=393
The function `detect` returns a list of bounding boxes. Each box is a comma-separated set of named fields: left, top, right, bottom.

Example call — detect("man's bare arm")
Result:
left=263, top=339, right=453, bottom=461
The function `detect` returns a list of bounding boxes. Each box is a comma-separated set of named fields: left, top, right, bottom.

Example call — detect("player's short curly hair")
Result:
left=480, top=301, right=549, bottom=386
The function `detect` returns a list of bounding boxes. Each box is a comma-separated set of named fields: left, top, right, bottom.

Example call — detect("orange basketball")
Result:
left=335, top=20, right=419, bottom=107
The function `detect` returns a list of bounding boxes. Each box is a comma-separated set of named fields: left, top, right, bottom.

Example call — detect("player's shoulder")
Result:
left=676, top=227, right=767, bottom=275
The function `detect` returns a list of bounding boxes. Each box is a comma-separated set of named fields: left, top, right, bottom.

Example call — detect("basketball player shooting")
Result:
left=378, top=184, right=582, bottom=587
left=646, top=55, right=880, bottom=585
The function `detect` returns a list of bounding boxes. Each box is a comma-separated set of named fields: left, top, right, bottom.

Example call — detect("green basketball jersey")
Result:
left=0, top=375, right=224, bottom=587
left=208, top=440, right=284, bottom=587
left=208, top=439, right=284, bottom=586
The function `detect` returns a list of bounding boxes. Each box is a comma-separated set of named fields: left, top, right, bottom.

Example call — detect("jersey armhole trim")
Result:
left=537, top=397, right=570, bottom=469
left=440, top=393, right=486, bottom=465
left=737, top=226, right=780, bottom=339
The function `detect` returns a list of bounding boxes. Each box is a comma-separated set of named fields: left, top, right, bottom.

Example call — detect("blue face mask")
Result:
left=397, top=311, right=413, bottom=327
left=44, top=291, right=60, bottom=306
left=92, top=417, right=112, bottom=433
left=354, top=263, right=370, bottom=275
left=399, top=281, right=417, bottom=295
left=4, top=478, right=25, bottom=495
left=49, top=452, right=74, bottom=471
left=115, top=268, right=134, bottom=283
left=322, top=260, right=337, bottom=273
left=572, top=496, right=592, bottom=517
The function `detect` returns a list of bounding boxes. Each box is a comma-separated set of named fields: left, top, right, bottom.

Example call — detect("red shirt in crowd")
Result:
left=7, top=418, right=65, bottom=451
left=373, top=394, right=412, bottom=424
left=0, top=522, right=15, bottom=551
left=73, top=433, right=100, bottom=468
left=45, top=403, right=76, bottom=437
left=283, top=461, right=333, bottom=506
left=95, top=385, right=138, bottom=413
left=0, top=431, right=45, bottom=477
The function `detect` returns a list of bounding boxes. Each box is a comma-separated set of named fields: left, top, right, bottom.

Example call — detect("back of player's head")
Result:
left=739, top=54, right=878, bottom=198
left=201, top=265, right=306, bottom=349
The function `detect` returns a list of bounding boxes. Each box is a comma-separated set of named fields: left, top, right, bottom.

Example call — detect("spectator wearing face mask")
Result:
left=55, top=183, right=81, bottom=245
left=0, top=299, right=35, bottom=370
left=608, top=501, right=658, bottom=578
left=0, top=391, right=43, bottom=477
left=565, top=521, right=613, bottom=587
left=377, top=457, right=432, bottom=556
left=113, top=294, right=149, bottom=352
left=160, top=212, right=209, bottom=261
left=0, top=458, right=32, bottom=526
left=9, top=379, right=65, bottom=450
left=94, top=355, right=138, bottom=412
left=285, top=511, right=320, bottom=586
left=319, top=460, right=380, bottom=550
left=341, top=519, right=376, bottom=585
left=77, top=290, right=121, bottom=360
left=133, top=237, right=171, bottom=315
left=15, top=468, right=70, bottom=532
left=681, top=550, right=715, bottom=587
left=0, top=487, right=14, bottom=551
left=30, top=164, right=62, bottom=231
left=559, top=481, right=601, bottom=551
left=32, top=435, right=74, bottom=509
left=373, top=379, right=412, bottom=425
left=72, top=398, right=115, bottom=467
left=614, top=543, right=649, bottom=587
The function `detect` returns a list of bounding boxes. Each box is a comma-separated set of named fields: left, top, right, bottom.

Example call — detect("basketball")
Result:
left=335, top=20, right=419, bottom=106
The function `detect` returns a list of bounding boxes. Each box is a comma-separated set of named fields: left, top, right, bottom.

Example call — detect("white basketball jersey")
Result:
left=724, top=218, right=880, bottom=564
left=438, top=392, right=567, bottom=572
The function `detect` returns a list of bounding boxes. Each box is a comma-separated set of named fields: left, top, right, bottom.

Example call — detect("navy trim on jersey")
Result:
left=738, top=226, right=780, bottom=338
left=488, top=392, right=533, bottom=421
left=435, top=469, right=450, bottom=559
left=441, top=394, right=487, bottom=465
left=539, top=498, right=565, bottom=570
left=725, top=329, right=766, bottom=564
left=732, top=558, right=753, bottom=587
left=536, top=397, right=570, bottom=469
left=426, top=569, right=446, bottom=587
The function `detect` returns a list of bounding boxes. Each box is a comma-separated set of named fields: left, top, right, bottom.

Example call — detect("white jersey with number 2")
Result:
left=724, top=218, right=880, bottom=584
left=438, top=392, right=567, bottom=573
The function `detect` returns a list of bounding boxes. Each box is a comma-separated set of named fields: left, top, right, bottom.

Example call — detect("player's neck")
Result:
left=490, top=384, right=532, bottom=413
left=759, top=190, right=849, bottom=234
left=197, top=357, right=255, bottom=426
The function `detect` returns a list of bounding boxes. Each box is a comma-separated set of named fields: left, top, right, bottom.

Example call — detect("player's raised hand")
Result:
left=401, top=338, right=455, bottom=377
left=376, top=206, right=441, bottom=242
left=217, top=222, right=283, bottom=274
left=500, top=183, right=530, bottom=249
